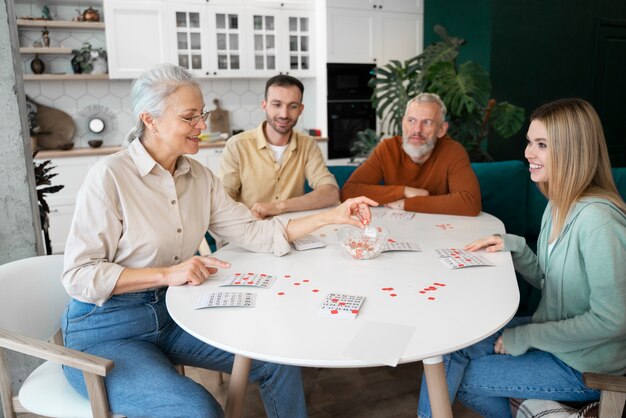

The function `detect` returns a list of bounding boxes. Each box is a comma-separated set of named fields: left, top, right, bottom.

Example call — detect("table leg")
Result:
left=423, top=356, right=453, bottom=418
left=225, top=354, right=252, bottom=418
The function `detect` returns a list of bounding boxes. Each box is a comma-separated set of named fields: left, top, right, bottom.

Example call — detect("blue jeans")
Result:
left=417, top=317, right=599, bottom=418
left=62, top=288, right=307, bottom=418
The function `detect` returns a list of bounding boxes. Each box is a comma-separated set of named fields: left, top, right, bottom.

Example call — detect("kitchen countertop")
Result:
left=35, top=137, right=328, bottom=159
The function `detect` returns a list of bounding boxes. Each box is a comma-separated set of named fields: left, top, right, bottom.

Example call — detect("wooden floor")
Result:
left=185, top=363, right=482, bottom=418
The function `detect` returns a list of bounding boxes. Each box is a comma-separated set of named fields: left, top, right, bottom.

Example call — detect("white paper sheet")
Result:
left=342, top=321, right=415, bottom=367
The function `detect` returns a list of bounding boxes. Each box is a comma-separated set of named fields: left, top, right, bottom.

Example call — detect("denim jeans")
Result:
left=417, top=317, right=599, bottom=418
left=62, top=288, right=307, bottom=418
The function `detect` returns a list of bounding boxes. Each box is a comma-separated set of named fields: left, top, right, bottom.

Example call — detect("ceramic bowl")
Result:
left=88, top=139, right=103, bottom=148
left=337, top=225, right=389, bottom=260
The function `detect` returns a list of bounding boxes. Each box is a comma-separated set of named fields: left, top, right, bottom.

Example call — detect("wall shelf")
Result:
left=20, top=47, right=73, bottom=54
left=23, top=73, right=109, bottom=80
left=16, top=19, right=105, bottom=29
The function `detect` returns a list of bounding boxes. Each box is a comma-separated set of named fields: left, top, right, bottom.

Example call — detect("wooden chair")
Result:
left=0, top=255, right=114, bottom=418
left=583, top=372, right=626, bottom=418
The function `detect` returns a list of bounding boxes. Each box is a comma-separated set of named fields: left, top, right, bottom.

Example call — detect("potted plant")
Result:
left=71, top=42, right=107, bottom=74
left=33, top=153, right=64, bottom=254
left=368, top=25, right=525, bottom=161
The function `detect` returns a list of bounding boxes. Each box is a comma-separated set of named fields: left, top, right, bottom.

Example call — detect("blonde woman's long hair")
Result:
left=531, top=98, right=626, bottom=240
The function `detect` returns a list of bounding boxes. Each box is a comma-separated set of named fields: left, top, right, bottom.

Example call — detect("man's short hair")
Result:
left=265, top=74, right=304, bottom=100
left=406, top=92, right=447, bottom=121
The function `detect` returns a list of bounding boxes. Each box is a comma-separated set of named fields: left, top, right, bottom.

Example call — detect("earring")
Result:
left=152, top=129, right=157, bottom=134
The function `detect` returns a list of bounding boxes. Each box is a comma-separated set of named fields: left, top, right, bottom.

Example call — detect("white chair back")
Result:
left=0, top=255, right=67, bottom=340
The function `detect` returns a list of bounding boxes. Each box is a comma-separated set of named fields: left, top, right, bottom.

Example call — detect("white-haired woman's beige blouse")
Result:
left=62, top=139, right=291, bottom=306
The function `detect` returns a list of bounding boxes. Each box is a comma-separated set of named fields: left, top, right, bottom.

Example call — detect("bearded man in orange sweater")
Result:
left=341, top=92, right=481, bottom=216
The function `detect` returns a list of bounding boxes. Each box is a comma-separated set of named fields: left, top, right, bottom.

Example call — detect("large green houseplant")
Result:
left=366, top=25, right=525, bottom=161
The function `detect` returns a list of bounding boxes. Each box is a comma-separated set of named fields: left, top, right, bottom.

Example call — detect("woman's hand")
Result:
left=464, top=234, right=504, bottom=253
left=331, top=196, right=379, bottom=228
left=166, top=255, right=231, bottom=286
left=494, top=336, right=509, bottom=354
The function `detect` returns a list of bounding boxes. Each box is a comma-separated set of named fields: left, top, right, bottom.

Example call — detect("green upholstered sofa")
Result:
left=327, top=161, right=626, bottom=316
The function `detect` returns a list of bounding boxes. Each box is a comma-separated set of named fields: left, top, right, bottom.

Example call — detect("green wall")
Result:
left=424, top=0, right=626, bottom=166
left=424, top=0, right=492, bottom=72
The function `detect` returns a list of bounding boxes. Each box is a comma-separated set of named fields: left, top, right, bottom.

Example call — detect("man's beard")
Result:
left=402, top=134, right=437, bottom=162
left=266, top=116, right=297, bottom=135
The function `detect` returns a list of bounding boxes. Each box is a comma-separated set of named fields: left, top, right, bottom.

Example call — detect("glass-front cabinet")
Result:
left=287, top=13, right=311, bottom=74
left=165, top=4, right=313, bottom=77
left=248, top=9, right=313, bottom=77
left=173, top=9, right=205, bottom=72
left=252, top=13, right=278, bottom=73
left=167, top=4, right=246, bottom=77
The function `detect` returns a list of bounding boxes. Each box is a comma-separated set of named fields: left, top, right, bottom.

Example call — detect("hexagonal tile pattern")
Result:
left=39, top=82, right=65, bottom=101
left=241, top=91, right=260, bottom=108
left=109, top=80, right=132, bottom=99
left=212, top=80, right=231, bottom=96
left=230, top=79, right=249, bottom=94
left=63, top=81, right=87, bottom=99
left=221, top=91, right=241, bottom=108
left=53, top=96, right=77, bottom=113
left=87, top=81, right=110, bottom=98
left=100, top=94, right=122, bottom=114
left=115, top=113, right=134, bottom=138
left=24, top=82, right=40, bottom=97
left=231, top=108, right=250, bottom=130
left=77, top=94, right=99, bottom=112
left=250, top=108, right=266, bottom=129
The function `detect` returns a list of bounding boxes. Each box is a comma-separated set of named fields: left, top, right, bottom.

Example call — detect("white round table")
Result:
left=167, top=208, right=520, bottom=417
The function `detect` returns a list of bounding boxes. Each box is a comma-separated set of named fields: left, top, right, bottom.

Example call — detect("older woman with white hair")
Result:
left=61, top=63, right=376, bottom=417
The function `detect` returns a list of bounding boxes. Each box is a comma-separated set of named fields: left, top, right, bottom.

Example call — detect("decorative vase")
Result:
left=91, top=57, right=108, bottom=75
left=30, top=55, right=45, bottom=74
left=71, top=56, right=82, bottom=74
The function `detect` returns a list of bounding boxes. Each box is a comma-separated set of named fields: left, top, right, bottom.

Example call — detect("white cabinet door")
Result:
left=327, top=9, right=375, bottom=64
left=283, top=12, right=314, bottom=77
left=327, top=0, right=419, bottom=13
left=167, top=4, right=209, bottom=77
left=35, top=155, right=99, bottom=253
left=327, top=4, right=422, bottom=66
left=248, top=0, right=313, bottom=10
left=47, top=204, right=76, bottom=254
left=247, top=8, right=314, bottom=77
left=377, top=12, right=422, bottom=66
left=165, top=4, right=247, bottom=77
left=209, top=8, right=247, bottom=77
left=187, top=147, right=224, bottom=174
left=105, top=1, right=169, bottom=79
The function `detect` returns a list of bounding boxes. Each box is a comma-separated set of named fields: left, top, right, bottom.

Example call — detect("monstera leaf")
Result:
left=490, top=101, right=526, bottom=138
left=369, top=60, right=417, bottom=136
left=413, top=25, right=464, bottom=89
left=426, top=61, right=491, bottom=115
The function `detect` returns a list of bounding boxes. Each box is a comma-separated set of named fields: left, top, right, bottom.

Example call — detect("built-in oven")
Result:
left=327, top=101, right=376, bottom=159
left=327, top=63, right=377, bottom=159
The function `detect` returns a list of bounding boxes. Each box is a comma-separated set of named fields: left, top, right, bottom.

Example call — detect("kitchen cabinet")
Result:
left=249, top=8, right=314, bottom=77
left=186, top=147, right=224, bottom=174
left=104, top=0, right=169, bottom=79
left=247, top=0, right=314, bottom=10
left=34, top=155, right=99, bottom=254
left=327, top=0, right=423, bottom=66
left=166, top=4, right=246, bottom=77
left=104, top=0, right=314, bottom=78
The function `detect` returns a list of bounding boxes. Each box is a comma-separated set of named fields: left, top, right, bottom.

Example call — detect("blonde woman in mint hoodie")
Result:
left=417, top=98, right=626, bottom=418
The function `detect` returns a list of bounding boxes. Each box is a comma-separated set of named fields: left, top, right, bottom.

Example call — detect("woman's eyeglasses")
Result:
left=177, top=111, right=211, bottom=126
